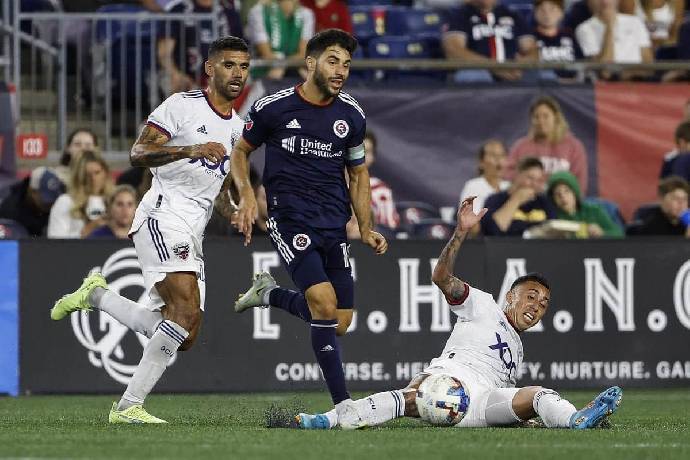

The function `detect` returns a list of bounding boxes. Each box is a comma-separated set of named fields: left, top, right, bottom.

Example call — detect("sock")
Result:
left=533, top=389, right=577, bottom=428
left=89, top=287, right=163, bottom=338
left=268, top=288, right=312, bottom=323
left=311, top=319, right=349, bottom=405
left=352, top=390, right=405, bottom=426
left=117, top=320, right=189, bottom=410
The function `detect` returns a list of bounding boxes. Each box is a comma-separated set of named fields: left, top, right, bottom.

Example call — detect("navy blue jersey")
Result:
left=445, top=4, right=532, bottom=61
left=535, top=29, right=582, bottom=78
left=242, top=85, right=366, bottom=229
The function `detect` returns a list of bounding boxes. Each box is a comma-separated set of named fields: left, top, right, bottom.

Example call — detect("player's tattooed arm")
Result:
left=214, top=174, right=239, bottom=222
left=431, top=232, right=467, bottom=303
left=130, top=126, right=226, bottom=167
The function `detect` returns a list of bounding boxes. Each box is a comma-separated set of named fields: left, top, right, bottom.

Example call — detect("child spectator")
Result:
left=86, top=185, right=138, bottom=239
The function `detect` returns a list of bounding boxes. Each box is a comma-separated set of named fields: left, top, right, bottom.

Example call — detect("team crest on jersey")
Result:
left=244, top=113, right=254, bottom=131
left=172, top=242, right=190, bottom=260
left=231, top=129, right=240, bottom=147
left=292, top=233, right=311, bottom=251
left=333, top=120, right=349, bottom=138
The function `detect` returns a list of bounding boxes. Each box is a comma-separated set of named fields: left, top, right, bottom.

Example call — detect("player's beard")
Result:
left=313, top=65, right=339, bottom=99
left=216, top=77, right=244, bottom=101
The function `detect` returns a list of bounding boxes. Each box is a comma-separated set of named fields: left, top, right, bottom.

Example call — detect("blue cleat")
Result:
left=293, top=413, right=331, bottom=430
left=569, top=386, right=623, bottom=429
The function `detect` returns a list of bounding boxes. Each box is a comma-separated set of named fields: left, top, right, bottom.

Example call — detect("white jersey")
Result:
left=435, top=285, right=524, bottom=389
left=130, top=90, right=244, bottom=245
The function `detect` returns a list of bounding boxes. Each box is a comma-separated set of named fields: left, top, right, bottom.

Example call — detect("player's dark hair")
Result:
left=675, top=121, right=690, bottom=143
left=306, top=28, right=358, bottom=58
left=516, top=156, right=544, bottom=173
left=510, top=273, right=550, bottom=292
left=658, top=175, right=690, bottom=197
left=477, top=139, right=505, bottom=175
left=208, top=36, right=249, bottom=58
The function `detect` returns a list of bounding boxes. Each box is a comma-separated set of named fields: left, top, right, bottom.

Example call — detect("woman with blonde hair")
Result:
left=507, top=96, right=589, bottom=194
left=47, top=150, right=114, bottom=238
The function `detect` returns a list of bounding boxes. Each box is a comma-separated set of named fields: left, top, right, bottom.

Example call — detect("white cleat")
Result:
left=234, top=272, right=277, bottom=313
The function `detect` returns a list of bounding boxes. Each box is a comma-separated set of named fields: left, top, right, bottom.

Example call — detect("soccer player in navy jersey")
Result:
left=230, top=29, right=388, bottom=429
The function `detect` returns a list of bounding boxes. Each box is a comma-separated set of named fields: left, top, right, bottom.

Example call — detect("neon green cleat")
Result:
left=109, top=402, right=168, bottom=424
left=50, top=272, right=108, bottom=321
left=234, top=272, right=276, bottom=313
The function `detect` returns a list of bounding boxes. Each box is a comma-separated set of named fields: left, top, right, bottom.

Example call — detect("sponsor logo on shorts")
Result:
left=292, top=233, right=311, bottom=251
left=172, top=242, right=191, bottom=260
left=333, top=119, right=349, bottom=138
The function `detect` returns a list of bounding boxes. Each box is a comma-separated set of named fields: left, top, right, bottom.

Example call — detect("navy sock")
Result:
left=311, top=319, right=350, bottom=405
left=269, top=288, right=312, bottom=323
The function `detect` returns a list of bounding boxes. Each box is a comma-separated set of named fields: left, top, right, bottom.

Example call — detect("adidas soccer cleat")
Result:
left=109, top=402, right=168, bottom=424
left=234, top=272, right=276, bottom=313
left=569, top=386, right=623, bottom=429
left=293, top=413, right=331, bottom=430
left=50, top=272, right=108, bottom=321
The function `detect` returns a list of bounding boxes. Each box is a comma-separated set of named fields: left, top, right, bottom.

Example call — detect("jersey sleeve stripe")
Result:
left=445, top=282, right=470, bottom=306
left=146, top=121, right=172, bottom=139
left=255, top=87, right=295, bottom=111
left=338, top=93, right=365, bottom=119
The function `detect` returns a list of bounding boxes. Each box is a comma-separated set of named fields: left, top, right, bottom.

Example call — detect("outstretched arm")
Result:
left=130, top=125, right=226, bottom=168
left=432, top=196, right=487, bottom=303
left=230, top=137, right=258, bottom=246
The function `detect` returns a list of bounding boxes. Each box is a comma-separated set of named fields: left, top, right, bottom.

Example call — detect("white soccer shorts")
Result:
left=131, top=216, right=206, bottom=311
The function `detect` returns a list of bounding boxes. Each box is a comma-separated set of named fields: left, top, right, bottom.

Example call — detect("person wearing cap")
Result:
left=86, top=185, right=138, bottom=239
left=547, top=170, right=623, bottom=238
left=0, top=166, right=65, bottom=236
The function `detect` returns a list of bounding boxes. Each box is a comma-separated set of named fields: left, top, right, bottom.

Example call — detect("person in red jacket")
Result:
left=301, top=0, right=353, bottom=33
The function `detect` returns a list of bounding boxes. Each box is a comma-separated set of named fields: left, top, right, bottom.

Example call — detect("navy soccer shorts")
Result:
left=266, top=216, right=354, bottom=309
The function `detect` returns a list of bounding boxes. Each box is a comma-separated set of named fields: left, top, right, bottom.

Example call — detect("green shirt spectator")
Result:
left=547, top=171, right=624, bottom=238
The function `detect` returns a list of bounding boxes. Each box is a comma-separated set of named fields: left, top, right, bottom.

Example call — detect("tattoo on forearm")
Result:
left=130, top=126, right=187, bottom=167
left=448, top=279, right=466, bottom=301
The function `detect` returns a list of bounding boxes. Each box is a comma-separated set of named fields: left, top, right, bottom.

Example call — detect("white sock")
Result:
left=117, top=320, right=188, bottom=410
left=533, top=389, right=577, bottom=428
left=325, top=391, right=405, bottom=428
left=89, top=287, right=162, bottom=338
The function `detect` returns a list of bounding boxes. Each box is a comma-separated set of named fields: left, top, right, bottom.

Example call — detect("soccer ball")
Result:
left=416, top=374, right=470, bottom=426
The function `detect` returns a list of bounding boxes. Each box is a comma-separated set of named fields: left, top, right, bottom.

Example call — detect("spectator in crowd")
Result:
left=47, top=151, right=114, bottom=238
left=547, top=171, right=624, bottom=237
left=563, top=0, right=594, bottom=33
left=575, top=0, right=653, bottom=79
left=662, top=20, right=690, bottom=81
left=86, top=185, right=138, bottom=239
left=460, top=139, right=510, bottom=214
left=660, top=121, right=690, bottom=181
left=442, top=0, right=539, bottom=83
left=534, top=0, right=583, bottom=80
left=620, top=0, right=684, bottom=48
left=0, top=167, right=65, bottom=237
left=364, top=131, right=400, bottom=231
left=158, top=0, right=244, bottom=93
left=247, top=0, right=315, bottom=80
left=300, top=1, right=352, bottom=33
left=508, top=96, right=589, bottom=193
left=627, top=176, right=690, bottom=236
left=55, top=128, right=99, bottom=187
left=481, top=157, right=557, bottom=236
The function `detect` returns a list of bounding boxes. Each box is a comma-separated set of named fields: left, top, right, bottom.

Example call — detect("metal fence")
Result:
left=1, top=2, right=689, bottom=157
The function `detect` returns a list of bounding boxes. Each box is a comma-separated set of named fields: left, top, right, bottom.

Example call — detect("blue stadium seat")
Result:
left=350, top=6, right=379, bottom=41
left=368, top=36, right=433, bottom=59
left=384, top=8, right=443, bottom=36
left=632, top=203, right=660, bottom=222
left=507, top=4, right=535, bottom=24
left=348, top=0, right=393, bottom=6
left=584, top=197, right=626, bottom=228
left=0, top=219, right=29, bottom=239
left=410, top=218, right=455, bottom=240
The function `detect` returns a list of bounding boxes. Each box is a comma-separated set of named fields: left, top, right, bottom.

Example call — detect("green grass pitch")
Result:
left=1, top=389, right=688, bottom=459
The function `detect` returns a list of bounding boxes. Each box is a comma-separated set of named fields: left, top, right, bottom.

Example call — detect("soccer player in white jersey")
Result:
left=49, top=36, right=250, bottom=423
left=296, top=196, right=623, bottom=430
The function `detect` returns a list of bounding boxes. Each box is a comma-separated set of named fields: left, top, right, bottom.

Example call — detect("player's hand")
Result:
left=189, top=142, right=226, bottom=165
left=236, top=190, right=257, bottom=246
left=361, top=230, right=388, bottom=255
left=456, top=196, right=487, bottom=233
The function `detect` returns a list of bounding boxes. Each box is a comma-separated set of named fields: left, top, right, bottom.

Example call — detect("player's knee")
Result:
left=305, top=290, right=337, bottom=319
left=169, top=307, right=201, bottom=332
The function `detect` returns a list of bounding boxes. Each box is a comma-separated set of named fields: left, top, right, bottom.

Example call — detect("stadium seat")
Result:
left=506, top=3, right=535, bottom=24
left=368, top=36, right=433, bottom=59
left=396, top=201, right=441, bottom=231
left=384, top=8, right=443, bottom=36
left=348, top=0, right=393, bottom=6
left=0, top=219, right=29, bottom=239
left=410, top=218, right=455, bottom=239
left=632, top=203, right=660, bottom=222
left=350, top=6, right=382, bottom=42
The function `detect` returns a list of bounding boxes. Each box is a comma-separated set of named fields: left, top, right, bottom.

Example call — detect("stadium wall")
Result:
left=13, top=238, right=690, bottom=395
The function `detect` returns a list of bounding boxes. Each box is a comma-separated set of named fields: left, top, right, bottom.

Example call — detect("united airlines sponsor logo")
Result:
left=299, top=138, right=343, bottom=158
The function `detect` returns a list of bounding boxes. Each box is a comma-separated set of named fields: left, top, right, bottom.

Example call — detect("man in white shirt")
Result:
left=293, top=197, right=623, bottom=430
left=575, top=0, right=652, bottom=67
left=50, top=36, right=250, bottom=424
